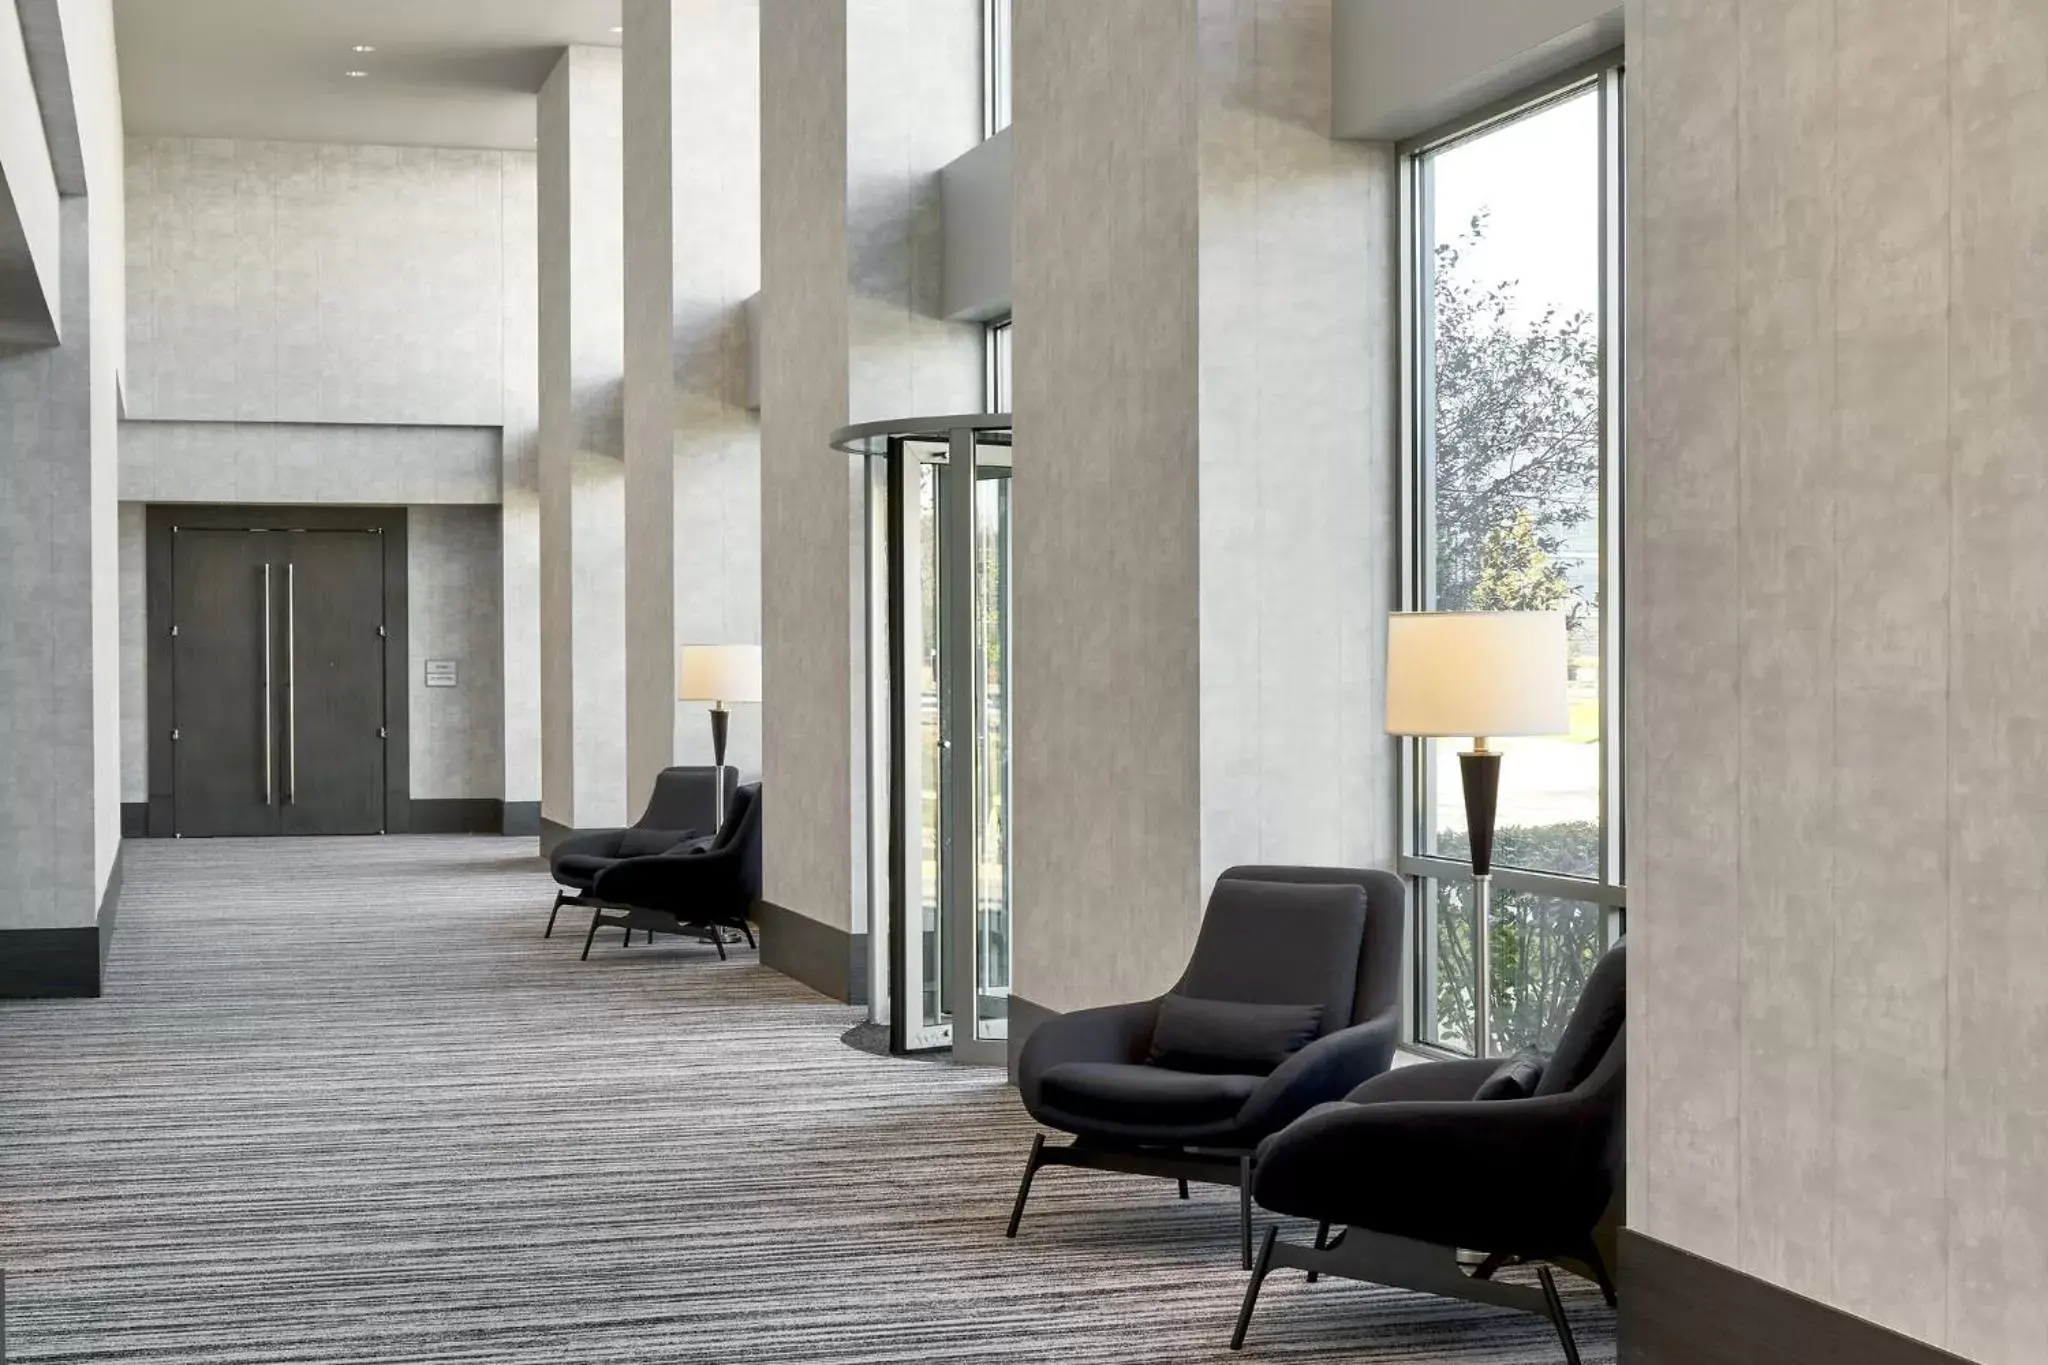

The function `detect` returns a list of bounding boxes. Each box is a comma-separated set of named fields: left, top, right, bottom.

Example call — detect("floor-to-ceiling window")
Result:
left=1402, top=59, right=1625, bottom=1057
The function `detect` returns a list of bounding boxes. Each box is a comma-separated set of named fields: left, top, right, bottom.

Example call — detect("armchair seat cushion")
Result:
left=617, top=826, right=698, bottom=856
left=1039, top=1062, right=1262, bottom=1130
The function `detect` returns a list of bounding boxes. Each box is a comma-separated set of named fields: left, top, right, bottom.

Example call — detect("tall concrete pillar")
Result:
left=537, top=46, right=627, bottom=846
left=757, top=0, right=982, bottom=999
left=621, top=0, right=763, bottom=817
left=1008, top=0, right=1397, bottom=1023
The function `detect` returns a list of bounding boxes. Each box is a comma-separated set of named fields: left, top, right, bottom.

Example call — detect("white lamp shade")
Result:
left=677, top=644, right=762, bottom=704
left=1384, top=612, right=1569, bottom=738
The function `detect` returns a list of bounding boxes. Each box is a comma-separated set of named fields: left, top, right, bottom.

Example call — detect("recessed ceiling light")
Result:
left=352, top=44, right=376, bottom=53
left=345, top=69, right=368, bottom=78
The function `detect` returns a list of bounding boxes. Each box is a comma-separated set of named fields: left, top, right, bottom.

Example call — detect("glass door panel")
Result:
left=892, top=447, right=952, bottom=1052
left=972, top=458, right=1011, bottom=1044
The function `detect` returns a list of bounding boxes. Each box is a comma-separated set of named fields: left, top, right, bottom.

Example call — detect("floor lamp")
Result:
left=1385, top=611, right=1568, bottom=1058
left=678, top=644, right=762, bottom=830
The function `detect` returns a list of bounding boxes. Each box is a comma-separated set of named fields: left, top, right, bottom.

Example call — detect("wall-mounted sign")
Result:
left=425, top=659, right=459, bottom=688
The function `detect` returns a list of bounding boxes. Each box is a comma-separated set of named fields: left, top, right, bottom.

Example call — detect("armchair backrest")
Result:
left=636, top=766, right=737, bottom=832
left=1214, top=866, right=1407, bottom=1028
left=1534, top=938, right=1626, bottom=1097
left=1175, top=878, right=1368, bottom=1039
left=724, top=783, right=763, bottom=899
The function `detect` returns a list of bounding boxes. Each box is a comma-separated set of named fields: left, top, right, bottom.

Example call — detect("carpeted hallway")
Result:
left=0, top=837, right=1613, bottom=1363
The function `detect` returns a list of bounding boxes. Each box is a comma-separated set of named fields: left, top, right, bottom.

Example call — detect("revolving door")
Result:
left=833, top=415, right=1012, bottom=1063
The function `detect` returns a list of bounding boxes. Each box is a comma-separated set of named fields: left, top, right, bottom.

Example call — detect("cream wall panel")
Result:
left=758, top=0, right=979, bottom=935
left=1195, top=0, right=1397, bottom=892
left=1632, top=0, right=2048, bottom=1355
left=623, top=0, right=765, bottom=817
left=1731, top=0, right=1837, bottom=1305
left=1012, top=1, right=1204, bottom=1013
left=537, top=47, right=627, bottom=831
left=1945, top=7, right=2048, bottom=1359
left=1626, top=0, right=1744, bottom=1269
left=760, top=0, right=853, bottom=930
left=1012, top=0, right=1396, bottom=1017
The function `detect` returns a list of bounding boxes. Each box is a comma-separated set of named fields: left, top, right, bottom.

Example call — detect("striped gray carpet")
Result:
left=0, top=836, right=1614, bottom=1363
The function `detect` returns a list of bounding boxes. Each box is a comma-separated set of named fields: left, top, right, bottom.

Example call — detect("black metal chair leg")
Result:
left=713, top=932, right=728, bottom=961
left=1005, top=1134, right=1045, bottom=1239
left=1307, top=1220, right=1329, bottom=1282
left=580, top=912, right=601, bottom=961
left=1238, top=1154, right=1254, bottom=1270
left=1230, top=1227, right=1279, bottom=1351
left=1538, top=1266, right=1583, bottom=1365
left=1581, top=1239, right=1619, bottom=1309
left=740, top=922, right=757, bottom=949
left=545, top=890, right=565, bottom=938
left=1472, top=1251, right=1511, bottom=1281
left=1178, top=1178, right=1190, bottom=1200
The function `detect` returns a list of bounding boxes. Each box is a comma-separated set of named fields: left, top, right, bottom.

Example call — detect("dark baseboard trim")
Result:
left=501, top=801, right=541, bottom=837
left=538, top=817, right=575, bottom=858
left=121, top=802, right=147, bottom=837
left=1619, top=1230, right=1972, bottom=1365
left=410, top=798, right=504, bottom=834
left=1008, top=994, right=1058, bottom=1083
left=0, top=847, right=123, bottom=999
left=755, top=900, right=862, bottom=1004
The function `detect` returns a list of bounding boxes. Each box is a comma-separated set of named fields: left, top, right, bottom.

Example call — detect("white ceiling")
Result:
left=112, top=0, right=623, bottom=151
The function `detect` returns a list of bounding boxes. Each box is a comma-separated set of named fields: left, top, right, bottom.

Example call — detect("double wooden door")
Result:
left=169, top=528, right=388, bottom=836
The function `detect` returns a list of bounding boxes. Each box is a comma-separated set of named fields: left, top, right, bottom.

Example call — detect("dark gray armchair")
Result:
left=578, top=784, right=763, bottom=960
left=1232, top=939, right=1626, bottom=1363
left=543, top=766, right=736, bottom=936
left=1007, top=866, right=1406, bottom=1267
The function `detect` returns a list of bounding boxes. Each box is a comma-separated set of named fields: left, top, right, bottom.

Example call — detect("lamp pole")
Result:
left=709, top=700, right=730, bottom=829
left=1459, top=736, right=1501, bottom=1058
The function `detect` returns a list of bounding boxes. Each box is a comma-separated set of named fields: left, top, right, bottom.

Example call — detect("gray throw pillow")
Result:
left=1146, top=994, right=1324, bottom=1076
left=1473, top=1050, right=1546, bottom=1101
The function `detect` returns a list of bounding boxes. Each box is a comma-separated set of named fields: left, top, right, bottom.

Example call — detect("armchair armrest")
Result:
left=1253, top=1091, right=1616, bottom=1247
left=1344, top=1056, right=1501, bottom=1105
left=1233, top=1003, right=1400, bottom=1138
left=591, top=848, right=744, bottom=912
left=1016, top=999, right=1161, bottom=1114
left=549, top=827, right=626, bottom=871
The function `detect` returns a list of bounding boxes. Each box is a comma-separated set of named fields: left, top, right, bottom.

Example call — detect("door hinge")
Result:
left=169, top=624, right=179, bottom=637
left=377, top=625, right=388, bottom=638
left=378, top=726, right=388, bottom=739
left=170, top=728, right=180, bottom=741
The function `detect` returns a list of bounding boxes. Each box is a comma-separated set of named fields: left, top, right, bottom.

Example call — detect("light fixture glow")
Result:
left=352, top=43, right=376, bottom=52
left=345, top=69, right=368, bottom=78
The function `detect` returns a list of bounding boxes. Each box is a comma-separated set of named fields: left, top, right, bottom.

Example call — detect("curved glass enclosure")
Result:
left=832, top=414, right=1012, bottom=1064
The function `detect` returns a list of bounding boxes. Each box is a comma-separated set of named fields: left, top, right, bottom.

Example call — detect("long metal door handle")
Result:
left=262, top=563, right=274, bottom=806
left=286, top=562, right=297, bottom=803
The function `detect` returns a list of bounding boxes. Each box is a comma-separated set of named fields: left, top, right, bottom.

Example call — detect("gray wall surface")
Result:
left=939, top=127, right=1009, bottom=321
left=407, top=505, right=506, bottom=800
left=757, top=0, right=980, bottom=936
left=120, top=421, right=501, bottom=504
left=1010, top=0, right=1396, bottom=1016
left=0, top=0, right=59, bottom=347
left=1332, top=0, right=1623, bottom=140
left=124, top=138, right=523, bottom=426
left=1625, top=1, right=2048, bottom=1359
